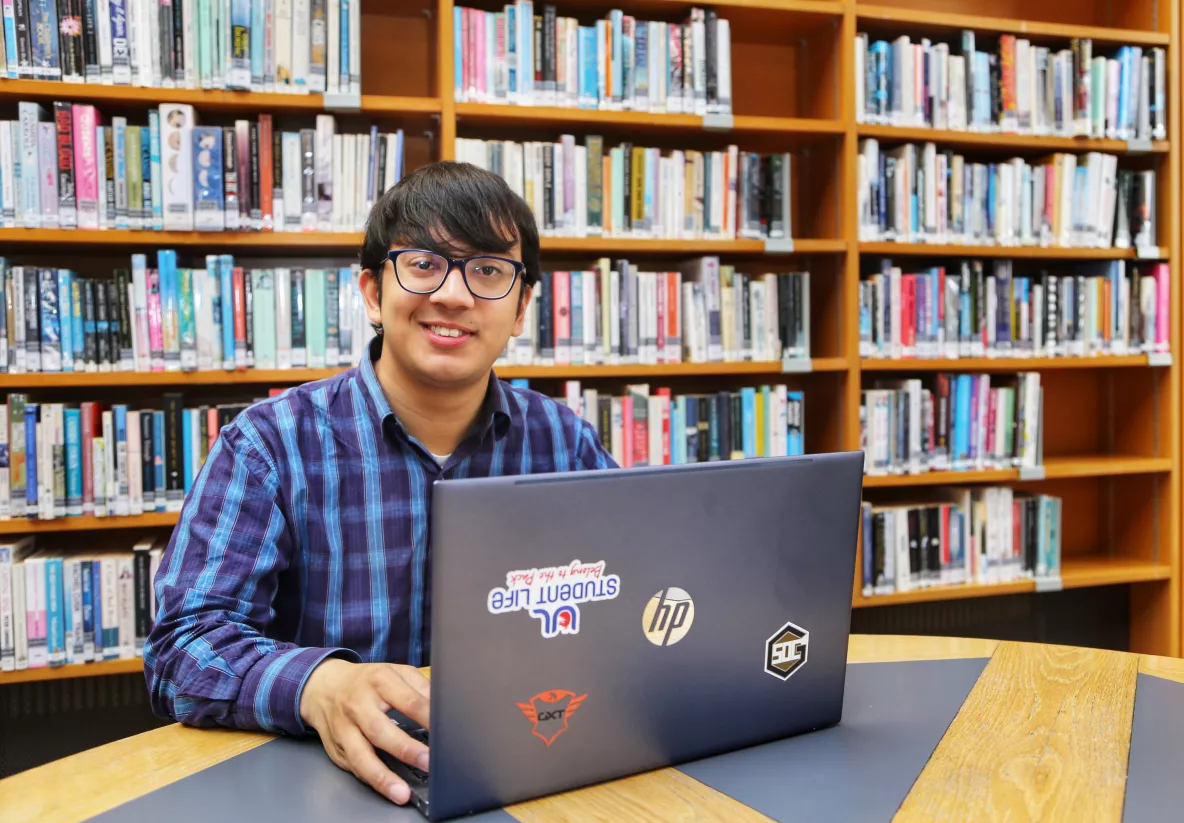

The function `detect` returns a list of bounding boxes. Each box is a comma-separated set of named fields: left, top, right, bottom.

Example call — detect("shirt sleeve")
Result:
left=143, top=423, right=360, bottom=736
left=575, top=418, right=619, bottom=470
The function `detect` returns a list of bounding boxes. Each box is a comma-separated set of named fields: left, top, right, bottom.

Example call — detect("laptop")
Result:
left=381, top=451, right=864, bottom=820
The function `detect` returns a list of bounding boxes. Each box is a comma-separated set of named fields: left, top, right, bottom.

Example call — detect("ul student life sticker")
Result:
left=487, top=559, right=620, bottom=638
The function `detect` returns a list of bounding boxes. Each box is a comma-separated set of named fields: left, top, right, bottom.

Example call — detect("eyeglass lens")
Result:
left=395, top=251, right=517, bottom=299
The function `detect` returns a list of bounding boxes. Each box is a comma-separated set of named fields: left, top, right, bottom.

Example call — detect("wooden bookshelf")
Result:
left=861, top=355, right=1164, bottom=371
left=852, top=556, right=1173, bottom=609
left=0, top=0, right=1177, bottom=678
left=857, top=123, right=1170, bottom=154
left=859, top=242, right=1169, bottom=260
left=0, top=658, right=143, bottom=686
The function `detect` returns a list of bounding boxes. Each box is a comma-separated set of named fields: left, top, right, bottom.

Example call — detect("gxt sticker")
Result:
left=487, top=559, right=620, bottom=638
left=516, top=690, right=587, bottom=747
left=642, top=587, right=695, bottom=646
left=764, top=620, right=809, bottom=680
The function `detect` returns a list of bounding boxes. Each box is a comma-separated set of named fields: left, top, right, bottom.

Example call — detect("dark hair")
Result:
left=360, top=161, right=540, bottom=328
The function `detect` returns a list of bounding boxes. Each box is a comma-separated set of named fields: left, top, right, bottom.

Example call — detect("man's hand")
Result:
left=299, top=658, right=431, bottom=804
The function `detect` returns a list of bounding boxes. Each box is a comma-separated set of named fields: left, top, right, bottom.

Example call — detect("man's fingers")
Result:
left=359, top=704, right=431, bottom=773
left=396, top=666, right=432, bottom=703
left=375, top=668, right=432, bottom=731
left=338, top=725, right=413, bottom=805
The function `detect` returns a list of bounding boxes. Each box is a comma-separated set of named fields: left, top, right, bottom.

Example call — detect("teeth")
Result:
left=428, top=325, right=465, bottom=338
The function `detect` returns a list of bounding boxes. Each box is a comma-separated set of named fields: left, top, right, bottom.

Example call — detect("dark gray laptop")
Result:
left=384, top=451, right=864, bottom=820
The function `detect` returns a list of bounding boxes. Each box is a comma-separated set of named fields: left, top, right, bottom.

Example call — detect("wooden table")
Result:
left=3, top=634, right=1183, bottom=823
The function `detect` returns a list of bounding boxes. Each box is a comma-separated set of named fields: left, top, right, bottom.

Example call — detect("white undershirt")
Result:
left=432, top=452, right=451, bottom=466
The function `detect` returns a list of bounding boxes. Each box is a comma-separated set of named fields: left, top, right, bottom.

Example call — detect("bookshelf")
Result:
left=0, top=0, right=1178, bottom=691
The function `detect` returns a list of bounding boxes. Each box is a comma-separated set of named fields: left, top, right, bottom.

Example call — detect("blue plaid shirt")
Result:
left=144, top=337, right=617, bottom=736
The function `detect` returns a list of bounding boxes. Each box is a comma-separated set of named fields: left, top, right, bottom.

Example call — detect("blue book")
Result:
left=219, top=255, right=236, bottom=367
left=787, top=391, right=804, bottom=456
left=57, top=270, right=73, bottom=372
left=453, top=6, right=463, bottom=97
left=182, top=409, right=193, bottom=493
left=114, top=405, right=127, bottom=510
left=45, top=557, right=63, bottom=666
left=954, top=375, right=972, bottom=467
left=153, top=410, right=165, bottom=510
left=70, top=276, right=84, bottom=366
left=685, top=395, right=698, bottom=462
left=80, top=559, right=94, bottom=660
left=157, top=249, right=180, bottom=369
left=761, top=386, right=772, bottom=456
left=100, top=561, right=118, bottom=659
left=505, top=5, right=516, bottom=98
left=24, top=403, right=37, bottom=514
left=91, top=560, right=103, bottom=659
left=65, top=406, right=82, bottom=515
left=1, top=3, right=16, bottom=79
left=339, top=0, right=350, bottom=87
left=510, top=379, right=529, bottom=389
left=740, top=387, right=755, bottom=458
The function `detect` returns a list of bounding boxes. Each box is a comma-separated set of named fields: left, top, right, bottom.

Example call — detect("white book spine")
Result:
left=127, top=411, right=142, bottom=515
left=12, top=561, right=26, bottom=670
left=0, top=545, right=11, bottom=670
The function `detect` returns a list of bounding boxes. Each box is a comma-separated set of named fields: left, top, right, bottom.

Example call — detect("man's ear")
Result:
left=359, top=265, right=385, bottom=331
left=512, top=282, right=534, bottom=337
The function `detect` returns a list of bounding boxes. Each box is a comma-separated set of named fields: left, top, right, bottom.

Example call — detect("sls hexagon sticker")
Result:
left=764, top=620, right=809, bottom=680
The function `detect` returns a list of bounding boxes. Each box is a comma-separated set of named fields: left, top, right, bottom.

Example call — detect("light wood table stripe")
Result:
left=0, top=725, right=272, bottom=823
left=894, top=641, right=1139, bottom=823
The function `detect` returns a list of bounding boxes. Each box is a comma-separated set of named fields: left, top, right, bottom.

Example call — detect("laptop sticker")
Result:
left=764, top=620, right=810, bottom=680
left=516, top=689, right=587, bottom=747
left=487, top=559, right=621, bottom=638
left=642, top=587, right=695, bottom=646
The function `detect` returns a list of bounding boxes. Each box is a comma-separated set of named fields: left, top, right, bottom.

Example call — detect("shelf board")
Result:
left=0, top=359, right=847, bottom=388
left=858, top=123, right=1168, bottom=154
left=0, top=368, right=345, bottom=388
left=0, top=512, right=178, bottom=534
left=863, top=455, right=1172, bottom=487
left=0, top=657, right=143, bottom=686
left=861, top=355, right=1157, bottom=371
left=541, top=237, right=846, bottom=254
left=0, top=228, right=363, bottom=249
left=854, top=555, right=1171, bottom=608
left=456, top=102, right=844, bottom=137
left=855, top=5, right=1170, bottom=47
left=0, top=228, right=845, bottom=256
left=859, top=242, right=1166, bottom=260
left=497, top=358, right=848, bottom=378
left=0, top=79, right=442, bottom=116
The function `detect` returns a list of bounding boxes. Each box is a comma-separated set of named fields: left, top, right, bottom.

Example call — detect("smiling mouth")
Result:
left=423, top=323, right=474, bottom=338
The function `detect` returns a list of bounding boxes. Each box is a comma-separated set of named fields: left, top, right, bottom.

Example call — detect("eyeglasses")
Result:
left=387, top=249, right=525, bottom=300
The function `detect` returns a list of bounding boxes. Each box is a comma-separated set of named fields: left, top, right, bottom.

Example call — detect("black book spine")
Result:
left=106, top=280, right=121, bottom=366
left=115, top=269, right=132, bottom=364
left=729, top=391, right=742, bottom=457
left=244, top=268, right=254, bottom=366
left=163, top=393, right=183, bottom=507
left=290, top=268, right=305, bottom=351
left=542, top=5, right=555, bottom=92
left=541, top=146, right=553, bottom=231
left=172, top=0, right=185, bottom=82
left=140, top=409, right=154, bottom=503
left=53, top=102, right=77, bottom=226
left=697, top=397, right=709, bottom=463
left=158, top=0, right=173, bottom=81
left=538, top=271, right=553, bottom=359
left=685, top=395, right=698, bottom=463
left=80, top=277, right=95, bottom=368
left=80, top=0, right=98, bottom=79
left=56, top=0, right=84, bottom=79
left=12, top=0, right=33, bottom=77
left=133, top=547, right=151, bottom=649
left=94, top=278, right=109, bottom=366
left=704, top=8, right=717, bottom=106
left=249, top=121, right=262, bottom=222
left=23, top=267, right=39, bottom=367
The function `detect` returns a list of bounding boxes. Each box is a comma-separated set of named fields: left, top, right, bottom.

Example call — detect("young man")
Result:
left=144, top=161, right=617, bottom=805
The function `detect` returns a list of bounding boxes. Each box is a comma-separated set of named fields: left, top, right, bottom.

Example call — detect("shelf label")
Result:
left=1034, top=575, right=1063, bottom=593
left=1018, top=465, right=1046, bottom=481
left=1148, top=352, right=1173, bottom=367
left=781, top=357, right=813, bottom=374
left=323, top=92, right=362, bottom=111
left=702, top=112, right=734, bottom=132
left=764, top=237, right=795, bottom=254
left=1126, top=137, right=1153, bottom=154
left=1135, top=245, right=1164, bottom=259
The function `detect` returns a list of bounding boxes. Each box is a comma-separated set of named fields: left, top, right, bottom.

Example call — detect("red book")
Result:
left=232, top=267, right=248, bottom=370
left=80, top=401, right=96, bottom=514
left=258, top=115, right=274, bottom=231
left=657, top=387, right=672, bottom=465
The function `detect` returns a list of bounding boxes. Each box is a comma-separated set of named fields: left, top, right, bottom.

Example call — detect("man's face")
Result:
left=363, top=235, right=532, bottom=389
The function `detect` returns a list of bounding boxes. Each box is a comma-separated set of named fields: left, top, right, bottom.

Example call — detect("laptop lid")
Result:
left=426, top=451, right=864, bottom=820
